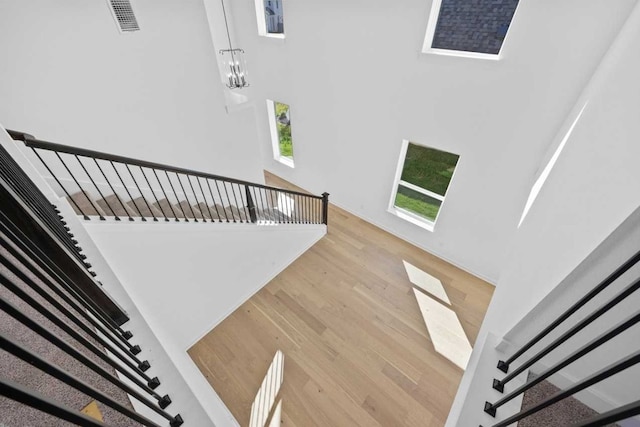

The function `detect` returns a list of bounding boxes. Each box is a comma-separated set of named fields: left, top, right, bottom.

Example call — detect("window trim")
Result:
left=254, top=0, right=286, bottom=39
left=266, top=99, right=294, bottom=168
left=388, top=140, right=458, bottom=231
left=421, top=0, right=519, bottom=60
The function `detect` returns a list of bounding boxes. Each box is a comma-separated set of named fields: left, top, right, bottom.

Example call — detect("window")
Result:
left=390, top=141, right=459, bottom=229
left=267, top=100, right=294, bottom=167
left=255, top=0, right=285, bottom=38
left=422, top=0, right=519, bottom=58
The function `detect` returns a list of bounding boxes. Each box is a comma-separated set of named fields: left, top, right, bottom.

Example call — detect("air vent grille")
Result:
left=109, top=0, right=140, bottom=32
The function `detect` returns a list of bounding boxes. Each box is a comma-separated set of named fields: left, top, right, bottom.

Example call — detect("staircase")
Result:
left=66, top=188, right=289, bottom=224
left=1, top=128, right=330, bottom=427
left=7, top=129, right=329, bottom=226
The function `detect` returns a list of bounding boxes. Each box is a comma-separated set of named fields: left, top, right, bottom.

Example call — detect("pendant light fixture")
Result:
left=220, top=0, right=249, bottom=89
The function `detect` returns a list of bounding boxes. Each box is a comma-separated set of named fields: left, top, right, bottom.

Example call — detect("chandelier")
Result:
left=220, top=0, right=249, bottom=89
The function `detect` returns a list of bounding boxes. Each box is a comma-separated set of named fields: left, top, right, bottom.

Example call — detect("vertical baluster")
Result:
left=269, top=190, right=279, bottom=223
left=0, top=230, right=134, bottom=351
left=303, top=196, right=308, bottom=224
left=196, top=177, right=216, bottom=221
left=245, top=185, right=257, bottom=223
left=0, top=303, right=179, bottom=423
left=258, top=188, right=269, bottom=222
left=151, top=169, right=178, bottom=221
left=0, top=262, right=159, bottom=393
left=220, top=181, right=235, bottom=223
left=264, top=189, right=273, bottom=222
left=110, top=161, right=143, bottom=220
left=213, top=180, right=230, bottom=222
left=185, top=175, right=205, bottom=222
left=205, top=179, right=223, bottom=222
left=29, top=149, right=89, bottom=219
left=250, top=187, right=260, bottom=222
left=0, top=218, right=132, bottom=339
left=92, top=156, right=133, bottom=221
left=164, top=171, right=187, bottom=221
left=238, top=184, right=251, bottom=222
left=175, top=173, right=197, bottom=222
left=229, top=183, right=244, bottom=222
left=72, top=153, right=115, bottom=221
left=127, top=165, right=158, bottom=221
left=60, top=153, right=108, bottom=220
left=0, top=377, right=108, bottom=427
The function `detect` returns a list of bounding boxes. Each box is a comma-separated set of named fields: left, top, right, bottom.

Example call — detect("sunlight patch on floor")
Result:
left=404, top=260, right=472, bottom=370
left=249, top=350, right=285, bottom=427
left=413, top=289, right=472, bottom=370
left=267, top=399, right=283, bottom=427
left=403, top=260, right=451, bottom=304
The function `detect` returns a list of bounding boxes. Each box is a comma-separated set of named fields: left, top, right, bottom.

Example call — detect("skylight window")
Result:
left=423, top=0, right=520, bottom=59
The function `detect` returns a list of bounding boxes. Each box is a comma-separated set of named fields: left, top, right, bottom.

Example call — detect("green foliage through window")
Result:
left=275, top=102, right=293, bottom=159
left=400, top=144, right=459, bottom=196
left=394, top=143, right=459, bottom=223
left=395, top=186, right=442, bottom=221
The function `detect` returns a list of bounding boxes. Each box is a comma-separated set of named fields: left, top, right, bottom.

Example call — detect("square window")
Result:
left=390, top=142, right=459, bottom=228
left=267, top=100, right=294, bottom=167
left=255, top=0, right=285, bottom=38
left=423, top=0, right=520, bottom=58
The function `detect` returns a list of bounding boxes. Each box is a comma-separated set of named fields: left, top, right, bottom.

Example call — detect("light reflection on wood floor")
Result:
left=188, top=172, right=494, bottom=427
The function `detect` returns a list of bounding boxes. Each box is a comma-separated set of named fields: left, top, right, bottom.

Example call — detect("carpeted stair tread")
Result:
left=518, top=374, right=619, bottom=427
left=0, top=236, right=140, bottom=426
left=229, top=205, right=248, bottom=222
left=194, top=202, right=214, bottom=220
left=208, top=204, right=226, bottom=220
left=177, top=200, right=201, bottom=219
left=96, top=195, right=137, bottom=218
left=214, top=204, right=236, bottom=222
left=127, top=197, right=163, bottom=219
left=152, top=198, right=182, bottom=218
left=66, top=192, right=106, bottom=217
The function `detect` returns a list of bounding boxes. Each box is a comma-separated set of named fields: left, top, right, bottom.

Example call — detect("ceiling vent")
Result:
left=108, top=0, right=140, bottom=32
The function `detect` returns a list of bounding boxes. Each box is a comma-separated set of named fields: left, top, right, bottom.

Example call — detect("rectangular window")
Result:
left=267, top=100, right=294, bottom=167
left=422, top=0, right=519, bottom=59
left=390, top=141, right=459, bottom=229
left=255, top=0, right=285, bottom=38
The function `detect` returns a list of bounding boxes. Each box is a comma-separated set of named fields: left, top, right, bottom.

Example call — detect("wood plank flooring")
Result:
left=188, top=172, right=494, bottom=427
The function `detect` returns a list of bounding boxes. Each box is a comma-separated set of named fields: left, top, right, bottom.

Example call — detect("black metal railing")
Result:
left=0, top=143, right=86, bottom=267
left=7, top=130, right=329, bottom=226
left=481, top=250, right=640, bottom=426
left=1, top=142, right=127, bottom=325
left=0, top=176, right=183, bottom=426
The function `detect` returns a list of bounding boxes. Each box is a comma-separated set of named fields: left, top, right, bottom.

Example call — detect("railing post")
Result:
left=321, top=192, right=329, bottom=226
left=246, top=185, right=257, bottom=223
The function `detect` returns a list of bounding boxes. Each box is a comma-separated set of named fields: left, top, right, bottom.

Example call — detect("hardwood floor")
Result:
left=188, top=172, right=494, bottom=427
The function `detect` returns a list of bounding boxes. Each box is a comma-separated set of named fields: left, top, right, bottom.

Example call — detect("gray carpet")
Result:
left=518, top=372, right=618, bottom=427
left=0, top=233, right=140, bottom=426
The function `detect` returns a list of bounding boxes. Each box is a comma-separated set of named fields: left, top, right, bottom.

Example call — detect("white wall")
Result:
left=0, top=0, right=263, bottom=184
left=449, top=1, right=640, bottom=423
left=485, top=0, right=640, bottom=346
left=83, top=220, right=325, bottom=426
left=222, top=0, right=637, bottom=283
left=1, top=124, right=221, bottom=426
